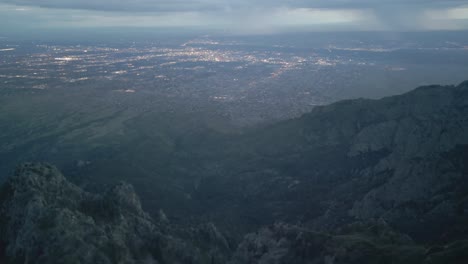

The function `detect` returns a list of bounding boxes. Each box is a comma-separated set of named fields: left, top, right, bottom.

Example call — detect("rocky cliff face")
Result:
left=312, top=83, right=468, bottom=240
left=0, top=163, right=233, bottom=264
left=195, top=81, right=468, bottom=243
left=0, top=163, right=164, bottom=263
left=345, top=84, right=468, bottom=239
left=1, top=158, right=468, bottom=264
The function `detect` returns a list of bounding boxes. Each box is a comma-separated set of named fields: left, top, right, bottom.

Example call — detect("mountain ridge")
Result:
left=1, top=163, right=468, bottom=264
left=1, top=81, right=468, bottom=263
left=194, top=81, right=468, bottom=241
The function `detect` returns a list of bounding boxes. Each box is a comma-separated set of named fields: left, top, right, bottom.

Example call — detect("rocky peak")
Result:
left=0, top=163, right=235, bottom=264
left=103, top=182, right=145, bottom=217
left=0, top=163, right=160, bottom=264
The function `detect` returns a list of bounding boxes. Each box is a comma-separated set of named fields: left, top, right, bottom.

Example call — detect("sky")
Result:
left=1, top=0, right=468, bottom=34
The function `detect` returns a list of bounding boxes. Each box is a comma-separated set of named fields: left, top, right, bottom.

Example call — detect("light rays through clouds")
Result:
left=0, top=0, right=468, bottom=33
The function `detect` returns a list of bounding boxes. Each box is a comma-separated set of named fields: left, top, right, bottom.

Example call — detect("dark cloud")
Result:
left=0, top=0, right=466, bottom=12
left=1, top=0, right=467, bottom=32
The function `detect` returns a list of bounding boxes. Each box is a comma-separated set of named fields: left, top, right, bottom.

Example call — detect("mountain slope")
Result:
left=195, top=81, right=468, bottom=241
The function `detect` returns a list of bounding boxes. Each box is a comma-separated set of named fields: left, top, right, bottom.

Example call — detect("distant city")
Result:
left=1, top=32, right=468, bottom=125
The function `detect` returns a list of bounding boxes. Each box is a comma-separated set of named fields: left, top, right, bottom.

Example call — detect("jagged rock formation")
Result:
left=0, top=163, right=232, bottom=264
left=0, top=163, right=165, bottom=263
left=1, top=160, right=468, bottom=264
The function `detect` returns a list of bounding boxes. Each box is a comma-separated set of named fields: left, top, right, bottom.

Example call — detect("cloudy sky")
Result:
left=1, top=0, right=468, bottom=34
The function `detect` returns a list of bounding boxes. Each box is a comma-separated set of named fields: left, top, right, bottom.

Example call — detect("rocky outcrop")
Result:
left=0, top=163, right=234, bottom=264
left=1, top=161, right=466, bottom=264
left=347, top=84, right=468, bottom=228
left=0, top=163, right=164, bottom=264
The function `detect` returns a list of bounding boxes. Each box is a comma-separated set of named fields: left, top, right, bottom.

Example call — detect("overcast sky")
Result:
left=1, top=0, right=468, bottom=34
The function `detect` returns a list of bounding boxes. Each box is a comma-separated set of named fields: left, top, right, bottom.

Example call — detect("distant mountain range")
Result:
left=1, top=81, right=468, bottom=263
